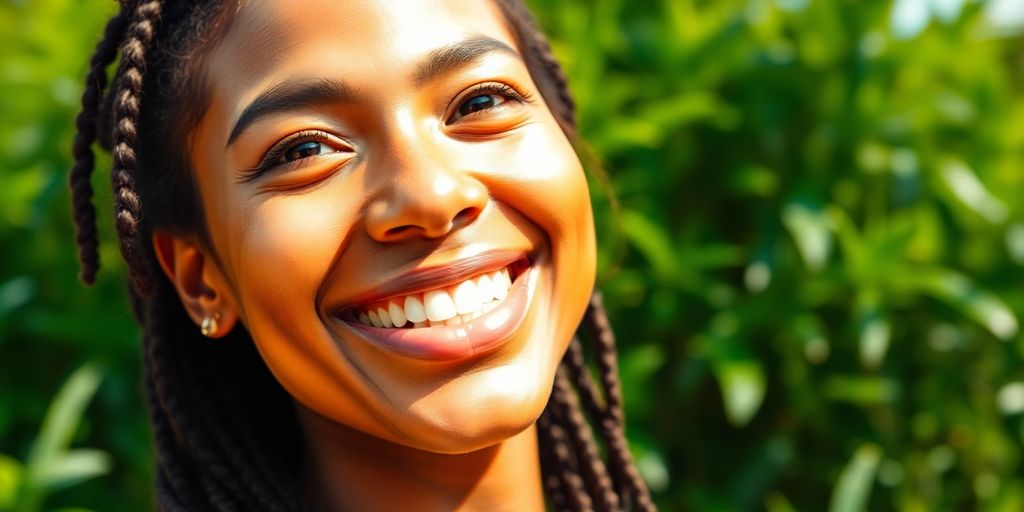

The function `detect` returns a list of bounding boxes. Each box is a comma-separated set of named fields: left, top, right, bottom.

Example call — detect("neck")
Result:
left=297, top=406, right=546, bottom=512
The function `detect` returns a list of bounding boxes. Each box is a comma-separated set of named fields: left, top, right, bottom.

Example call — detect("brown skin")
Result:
left=153, top=0, right=596, bottom=510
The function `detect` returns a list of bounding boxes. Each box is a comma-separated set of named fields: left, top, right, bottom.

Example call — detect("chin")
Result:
left=399, top=362, right=556, bottom=454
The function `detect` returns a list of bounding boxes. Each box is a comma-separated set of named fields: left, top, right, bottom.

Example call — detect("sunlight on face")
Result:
left=187, top=0, right=596, bottom=453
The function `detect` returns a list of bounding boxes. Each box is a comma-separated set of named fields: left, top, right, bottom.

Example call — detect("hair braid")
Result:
left=172, top=357, right=251, bottom=510
left=564, top=337, right=611, bottom=427
left=70, top=10, right=130, bottom=284
left=144, top=297, right=215, bottom=511
left=145, top=286, right=299, bottom=511
left=201, top=363, right=297, bottom=511
left=538, top=411, right=594, bottom=512
left=583, top=294, right=656, bottom=511
left=149, top=395, right=195, bottom=512
left=584, top=293, right=625, bottom=423
left=542, top=306, right=659, bottom=511
left=549, top=369, right=623, bottom=511
left=540, top=446, right=570, bottom=511
left=199, top=473, right=241, bottom=512
left=155, top=472, right=188, bottom=512
left=111, top=0, right=162, bottom=296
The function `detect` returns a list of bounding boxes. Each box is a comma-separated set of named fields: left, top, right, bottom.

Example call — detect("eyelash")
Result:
left=243, top=82, right=531, bottom=181
left=445, top=82, right=532, bottom=124
left=242, top=130, right=344, bottom=182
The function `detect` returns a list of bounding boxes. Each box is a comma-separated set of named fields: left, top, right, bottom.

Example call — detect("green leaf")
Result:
left=635, top=451, right=670, bottom=493
left=823, top=376, right=900, bottom=405
left=856, top=296, right=890, bottom=369
left=25, top=363, right=104, bottom=481
left=19, top=363, right=108, bottom=510
left=35, top=449, right=111, bottom=491
left=764, top=492, right=798, bottom=512
left=858, top=316, right=890, bottom=369
left=892, top=267, right=1018, bottom=340
left=0, top=275, right=35, bottom=315
left=731, top=165, right=779, bottom=197
left=783, top=203, right=832, bottom=271
left=938, top=159, right=1007, bottom=224
left=0, top=453, right=23, bottom=509
left=829, top=444, right=882, bottom=512
left=713, top=359, right=766, bottom=427
left=621, top=209, right=677, bottom=282
left=637, top=91, right=740, bottom=132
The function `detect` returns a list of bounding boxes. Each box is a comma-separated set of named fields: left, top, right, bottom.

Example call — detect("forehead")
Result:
left=209, top=0, right=518, bottom=96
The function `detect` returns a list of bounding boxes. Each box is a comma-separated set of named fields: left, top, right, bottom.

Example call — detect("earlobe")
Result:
left=152, top=230, right=239, bottom=338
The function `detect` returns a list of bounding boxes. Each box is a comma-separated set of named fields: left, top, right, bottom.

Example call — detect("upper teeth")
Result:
left=354, top=267, right=513, bottom=328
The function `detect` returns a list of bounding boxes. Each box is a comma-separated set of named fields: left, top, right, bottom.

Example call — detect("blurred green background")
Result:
left=4, top=0, right=1024, bottom=510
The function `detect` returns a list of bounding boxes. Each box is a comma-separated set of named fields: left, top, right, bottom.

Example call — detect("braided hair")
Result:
left=69, top=1, right=655, bottom=510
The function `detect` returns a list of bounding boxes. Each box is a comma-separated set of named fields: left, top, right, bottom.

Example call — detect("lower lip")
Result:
left=342, top=265, right=537, bottom=362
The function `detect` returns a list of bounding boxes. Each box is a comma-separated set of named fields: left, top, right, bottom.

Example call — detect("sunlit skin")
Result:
left=152, top=0, right=596, bottom=510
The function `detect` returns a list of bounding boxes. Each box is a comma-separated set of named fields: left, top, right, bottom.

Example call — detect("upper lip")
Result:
left=334, top=248, right=530, bottom=314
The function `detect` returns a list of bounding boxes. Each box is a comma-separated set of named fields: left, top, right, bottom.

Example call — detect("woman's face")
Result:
left=181, top=0, right=595, bottom=452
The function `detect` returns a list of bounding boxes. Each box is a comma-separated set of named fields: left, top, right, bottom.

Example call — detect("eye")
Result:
left=241, top=130, right=353, bottom=183
left=457, top=94, right=507, bottom=118
left=446, top=83, right=529, bottom=124
left=283, top=140, right=331, bottom=162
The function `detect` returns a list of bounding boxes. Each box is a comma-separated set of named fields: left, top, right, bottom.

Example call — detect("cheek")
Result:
left=219, top=188, right=393, bottom=432
left=234, top=194, right=348, bottom=307
left=226, top=190, right=356, bottom=364
left=490, top=125, right=597, bottom=354
left=498, top=127, right=595, bottom=266
left=523, top=129, right=596, bottom=345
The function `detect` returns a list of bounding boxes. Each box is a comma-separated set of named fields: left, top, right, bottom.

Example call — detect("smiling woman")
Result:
left=69, top=0, right=653, bottom=510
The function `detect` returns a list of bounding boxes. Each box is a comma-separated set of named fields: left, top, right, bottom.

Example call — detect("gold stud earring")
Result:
left=200, top=313, right=221, bottom=337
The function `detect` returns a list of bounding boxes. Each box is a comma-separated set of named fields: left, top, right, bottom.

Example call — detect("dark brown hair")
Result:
left=70, top=1, right=654, bottom=510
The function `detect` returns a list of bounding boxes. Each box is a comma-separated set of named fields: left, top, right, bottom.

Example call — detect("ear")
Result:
left=152, top=230, right=240, bottom=338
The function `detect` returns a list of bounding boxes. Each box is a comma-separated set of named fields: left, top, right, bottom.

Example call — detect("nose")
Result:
left=364, top=143, right=488, bottom=243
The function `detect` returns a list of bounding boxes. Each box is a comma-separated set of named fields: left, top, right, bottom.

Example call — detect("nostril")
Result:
left=385, top=225, right=416, bottom=238
left=377, top=207, right=481, bottom=240
left=452, top=206, right=479, bottom=228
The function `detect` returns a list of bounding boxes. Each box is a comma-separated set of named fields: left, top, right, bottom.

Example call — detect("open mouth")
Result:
left=336, top=252, right=540, bottom=361
left=342, top=257, right=532, bottom=329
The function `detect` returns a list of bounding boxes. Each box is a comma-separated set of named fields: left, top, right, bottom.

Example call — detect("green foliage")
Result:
left=527, top=0, right=1024, bottom=509
left=4, top=0, right=1024, bottom=510
left=1, top=363, right=111, bottom=512
left=830, top=443, right=882, bottom=512
left=1, top=1, right=152, bottom=510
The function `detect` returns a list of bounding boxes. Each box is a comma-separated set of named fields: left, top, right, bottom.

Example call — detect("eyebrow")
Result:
left=412, top=36, right=520, bottom=86
left=226, top=36, right=520, bottom=146
left=227, top=78, right=355, bottom=146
